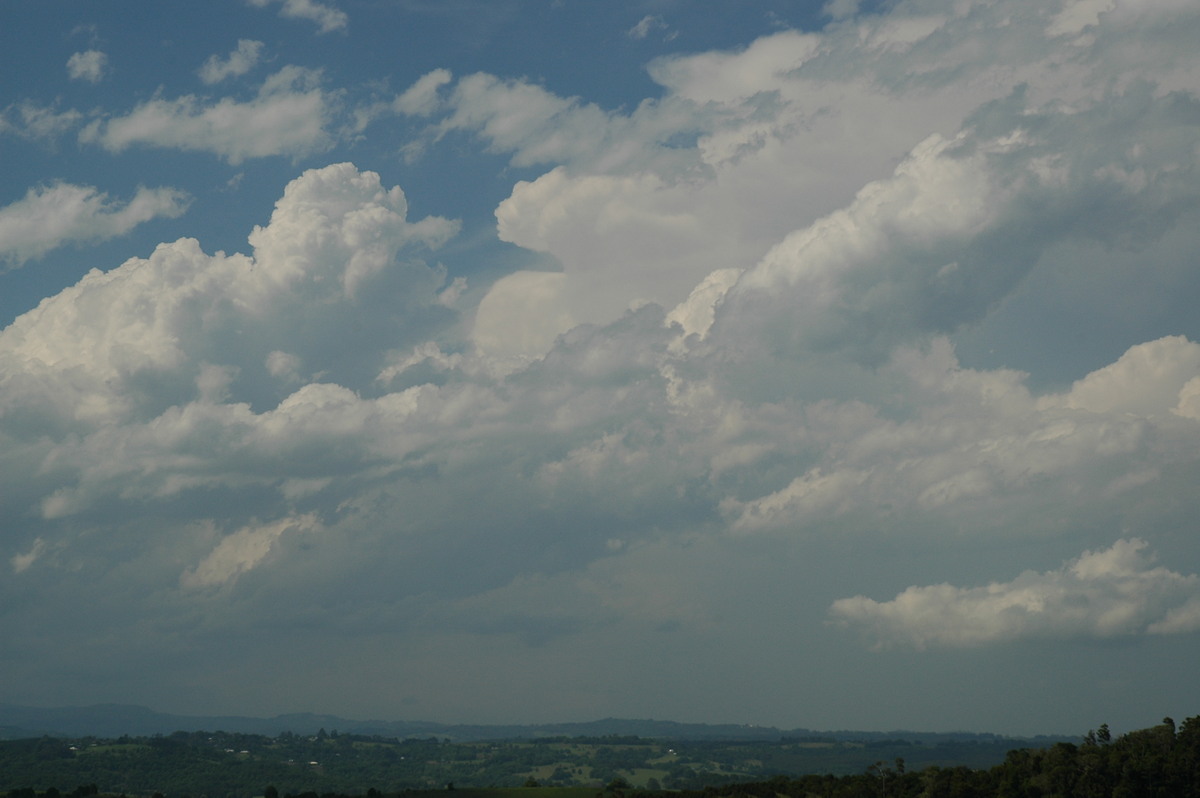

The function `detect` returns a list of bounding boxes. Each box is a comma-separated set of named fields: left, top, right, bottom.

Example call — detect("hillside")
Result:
left=0, top=728, right=1063, bottom=795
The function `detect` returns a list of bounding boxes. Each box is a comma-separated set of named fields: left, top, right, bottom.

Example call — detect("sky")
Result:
left=2, top=0, right=1200, bottom=739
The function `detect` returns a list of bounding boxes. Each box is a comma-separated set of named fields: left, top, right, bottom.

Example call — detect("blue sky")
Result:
left=3, top=0, right=1200, bottom=737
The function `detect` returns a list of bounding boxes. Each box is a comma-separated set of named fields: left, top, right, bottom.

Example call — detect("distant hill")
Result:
left=0, top=702, right=1056, bottom=744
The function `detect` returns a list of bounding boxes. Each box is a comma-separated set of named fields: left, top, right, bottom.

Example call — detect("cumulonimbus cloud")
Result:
left=830, top=539, right=1200, bottom=649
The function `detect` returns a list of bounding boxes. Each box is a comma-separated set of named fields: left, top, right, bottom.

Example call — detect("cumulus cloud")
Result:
left=0, top=163, right=457, bottom=444
left=830, top=539, right=1200, bottom=648
left=246, top=0, right=347, bottom=33
left=67, top=50, right=108, bottom=83
left=80, top=66, right=333, bottom=163
left=0, top=182, right=190, bottom=267
left=198, top=39, right=265, bottom=84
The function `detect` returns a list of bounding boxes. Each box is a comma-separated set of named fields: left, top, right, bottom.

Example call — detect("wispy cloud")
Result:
left=0, top=101, right=83, bottom=141
left=627, top=15, right=669, bottom=40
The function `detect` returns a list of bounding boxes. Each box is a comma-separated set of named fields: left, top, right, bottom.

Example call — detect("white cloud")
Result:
left=394, top=69, right=453, bottom=116
left=1177, top=376, right=1200, bottom=420
left=488, top=167, right=738, bottom=344
left=246, top=0, right=347, bottom=33
left=1041, top=336, right=1200, bottom=416
left=405, top=0, right=1200, bottom=367
left=710, top=81, right=1200, bottom=363
left=376, top=341, right=465, bottom=386
left=726, top=128, right=1004, bottom=315
left=437, top=73, right=615, bottom=168
left=714, top=332, right=1200, bottom=542
left=648, top=29, right=820, bottom=104
left=472, top=271, right=573, bottom=363
left=665, top=268, right=742, bottom=345
left=265, top=350, right=303, bottom=381
left=0, top=163, right=457, bottom=441
left=198, top=39, right=265, bottom=84
left=246, top=161, right=459, bottom=298
left=66, top=50, right=108, bottom=83
left=80, top=66, right=334, bottom=163
left=0, top=182, right=190, bottom=267
left=431, top=14, right=1048, bottom=359
left=181, top=514, right=320, bottom=588
left=831, top=539, right=1200, bottom=648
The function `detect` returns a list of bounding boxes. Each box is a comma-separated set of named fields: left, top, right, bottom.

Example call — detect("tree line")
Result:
left=675, top=716, right=1199, bottom=797
left=1, top=715, right=1196, bottom=797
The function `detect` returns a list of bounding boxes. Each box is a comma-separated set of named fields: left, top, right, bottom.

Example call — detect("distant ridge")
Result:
left=0, top=702, right=1052, bottom=743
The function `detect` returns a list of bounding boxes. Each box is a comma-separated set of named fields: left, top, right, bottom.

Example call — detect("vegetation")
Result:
left=0, top=729, right=1039, bottom=795
left=0, top=716, right=1196, bottom=797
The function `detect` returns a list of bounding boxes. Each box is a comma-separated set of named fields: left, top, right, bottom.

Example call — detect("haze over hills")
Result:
left=0, top=702, right=1056, bottom=744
